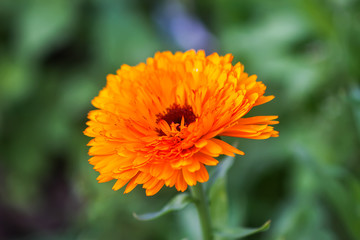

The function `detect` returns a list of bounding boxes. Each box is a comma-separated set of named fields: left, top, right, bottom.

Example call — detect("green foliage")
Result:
left=208, top=156, right=233, bottom=232
left=214, top=220, right=271, bottom=239
left=133, top=193, right=193, bottom=221
left=0, top=0, right=359, bottom=239
left=208, top=156, right=271, bottom=239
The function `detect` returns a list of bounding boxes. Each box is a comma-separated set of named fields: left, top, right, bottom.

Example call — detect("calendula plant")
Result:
left=84, top=50, right=278, bottom=239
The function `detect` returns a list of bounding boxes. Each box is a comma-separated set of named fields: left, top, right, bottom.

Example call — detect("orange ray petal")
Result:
left=195, top=164, right=209, bottom=182
left=124, top=174, right=139, bottom=194
left=112, top=178, right=129, bottom=191
left=193, top=152, right=219, bottom=166
left=146, top=180, right=165, bottom=196
left=210, top=138, right=244, bottom=156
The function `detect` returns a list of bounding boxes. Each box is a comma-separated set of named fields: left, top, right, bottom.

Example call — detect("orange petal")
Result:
left=194, top=152, right=219, bottom=166
left=199, top=139, right=222, bottom=157
left=96, top=175, right=113, bottom=183
left=175, top=173, right=188, bottom=192
left=187, top=159, right=201, bottom=172
left=211, top=138, right=244, bottom=156
left=182, top=169, right=197, bottom=186
left=117, top=169, right=138, bottom=180
left=195, top=139, right=208, bottom=148
left=164, top=170, right=179, bottom=187
left=143, top=178, right=160, bottom=189
left=195, top=164, right=209, bottom=182
left=135, top=172, right=152, bottom=184
left=236, top=115, right=278, bottom=125
left=112, top=178, right=129, bottom=191
left=124, top=175, right=139, bottom=194
left=146, top=180, right=164, bottom=196
left=159, top=164, right=176, bottom=180
left=88, top=145, right=116, bottom=156
left=254, top=95, right=275, bottom=106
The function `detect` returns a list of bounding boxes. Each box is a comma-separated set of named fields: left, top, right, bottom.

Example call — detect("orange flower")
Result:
left=84, top=50, right=278, bottom=196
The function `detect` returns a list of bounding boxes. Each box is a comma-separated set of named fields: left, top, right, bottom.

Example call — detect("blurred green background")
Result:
left=1, top=0, right=359, bottom=239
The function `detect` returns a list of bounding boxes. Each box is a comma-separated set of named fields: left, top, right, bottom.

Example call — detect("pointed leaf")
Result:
left=214, top=220, right=271, bottom=239
left=206, top=155, right=235, bottom=192
left=133, top=193, right=193, bottom=221
left=207, top=155, right=235, bottom=233
left=209, top=163, right=231, bottom=229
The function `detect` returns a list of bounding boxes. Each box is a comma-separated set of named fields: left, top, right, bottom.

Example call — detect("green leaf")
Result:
left=206, top=155, right=235, bottom=192
left=133, top=193, right=193, bottom=221
left=16, top=0, right=77, bottom=59
left=210, top=177, right=229, bottom=228
left=208, top=155, right=235, bottom=239
left=214, top=220, right=271, bottom=239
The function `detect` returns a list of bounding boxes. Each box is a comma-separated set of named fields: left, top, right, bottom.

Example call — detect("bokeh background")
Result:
left=1, top=0, right=360, bottom=239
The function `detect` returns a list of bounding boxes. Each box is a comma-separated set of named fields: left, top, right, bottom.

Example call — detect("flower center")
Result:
left=156, top=104, right=197, bottom=135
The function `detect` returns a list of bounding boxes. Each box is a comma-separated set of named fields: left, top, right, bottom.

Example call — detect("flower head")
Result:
left=84, top=50, right=278, bottom=196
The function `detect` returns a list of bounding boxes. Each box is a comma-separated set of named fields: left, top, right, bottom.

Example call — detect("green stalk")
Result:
left=190, top=183, right=213, bottom=240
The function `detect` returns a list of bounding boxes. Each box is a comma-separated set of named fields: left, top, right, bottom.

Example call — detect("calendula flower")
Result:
left=84, top=50, right=278, bottom=196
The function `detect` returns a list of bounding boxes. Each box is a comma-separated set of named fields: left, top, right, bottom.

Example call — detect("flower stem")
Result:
left=190, top=183, right=213, bottom=240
